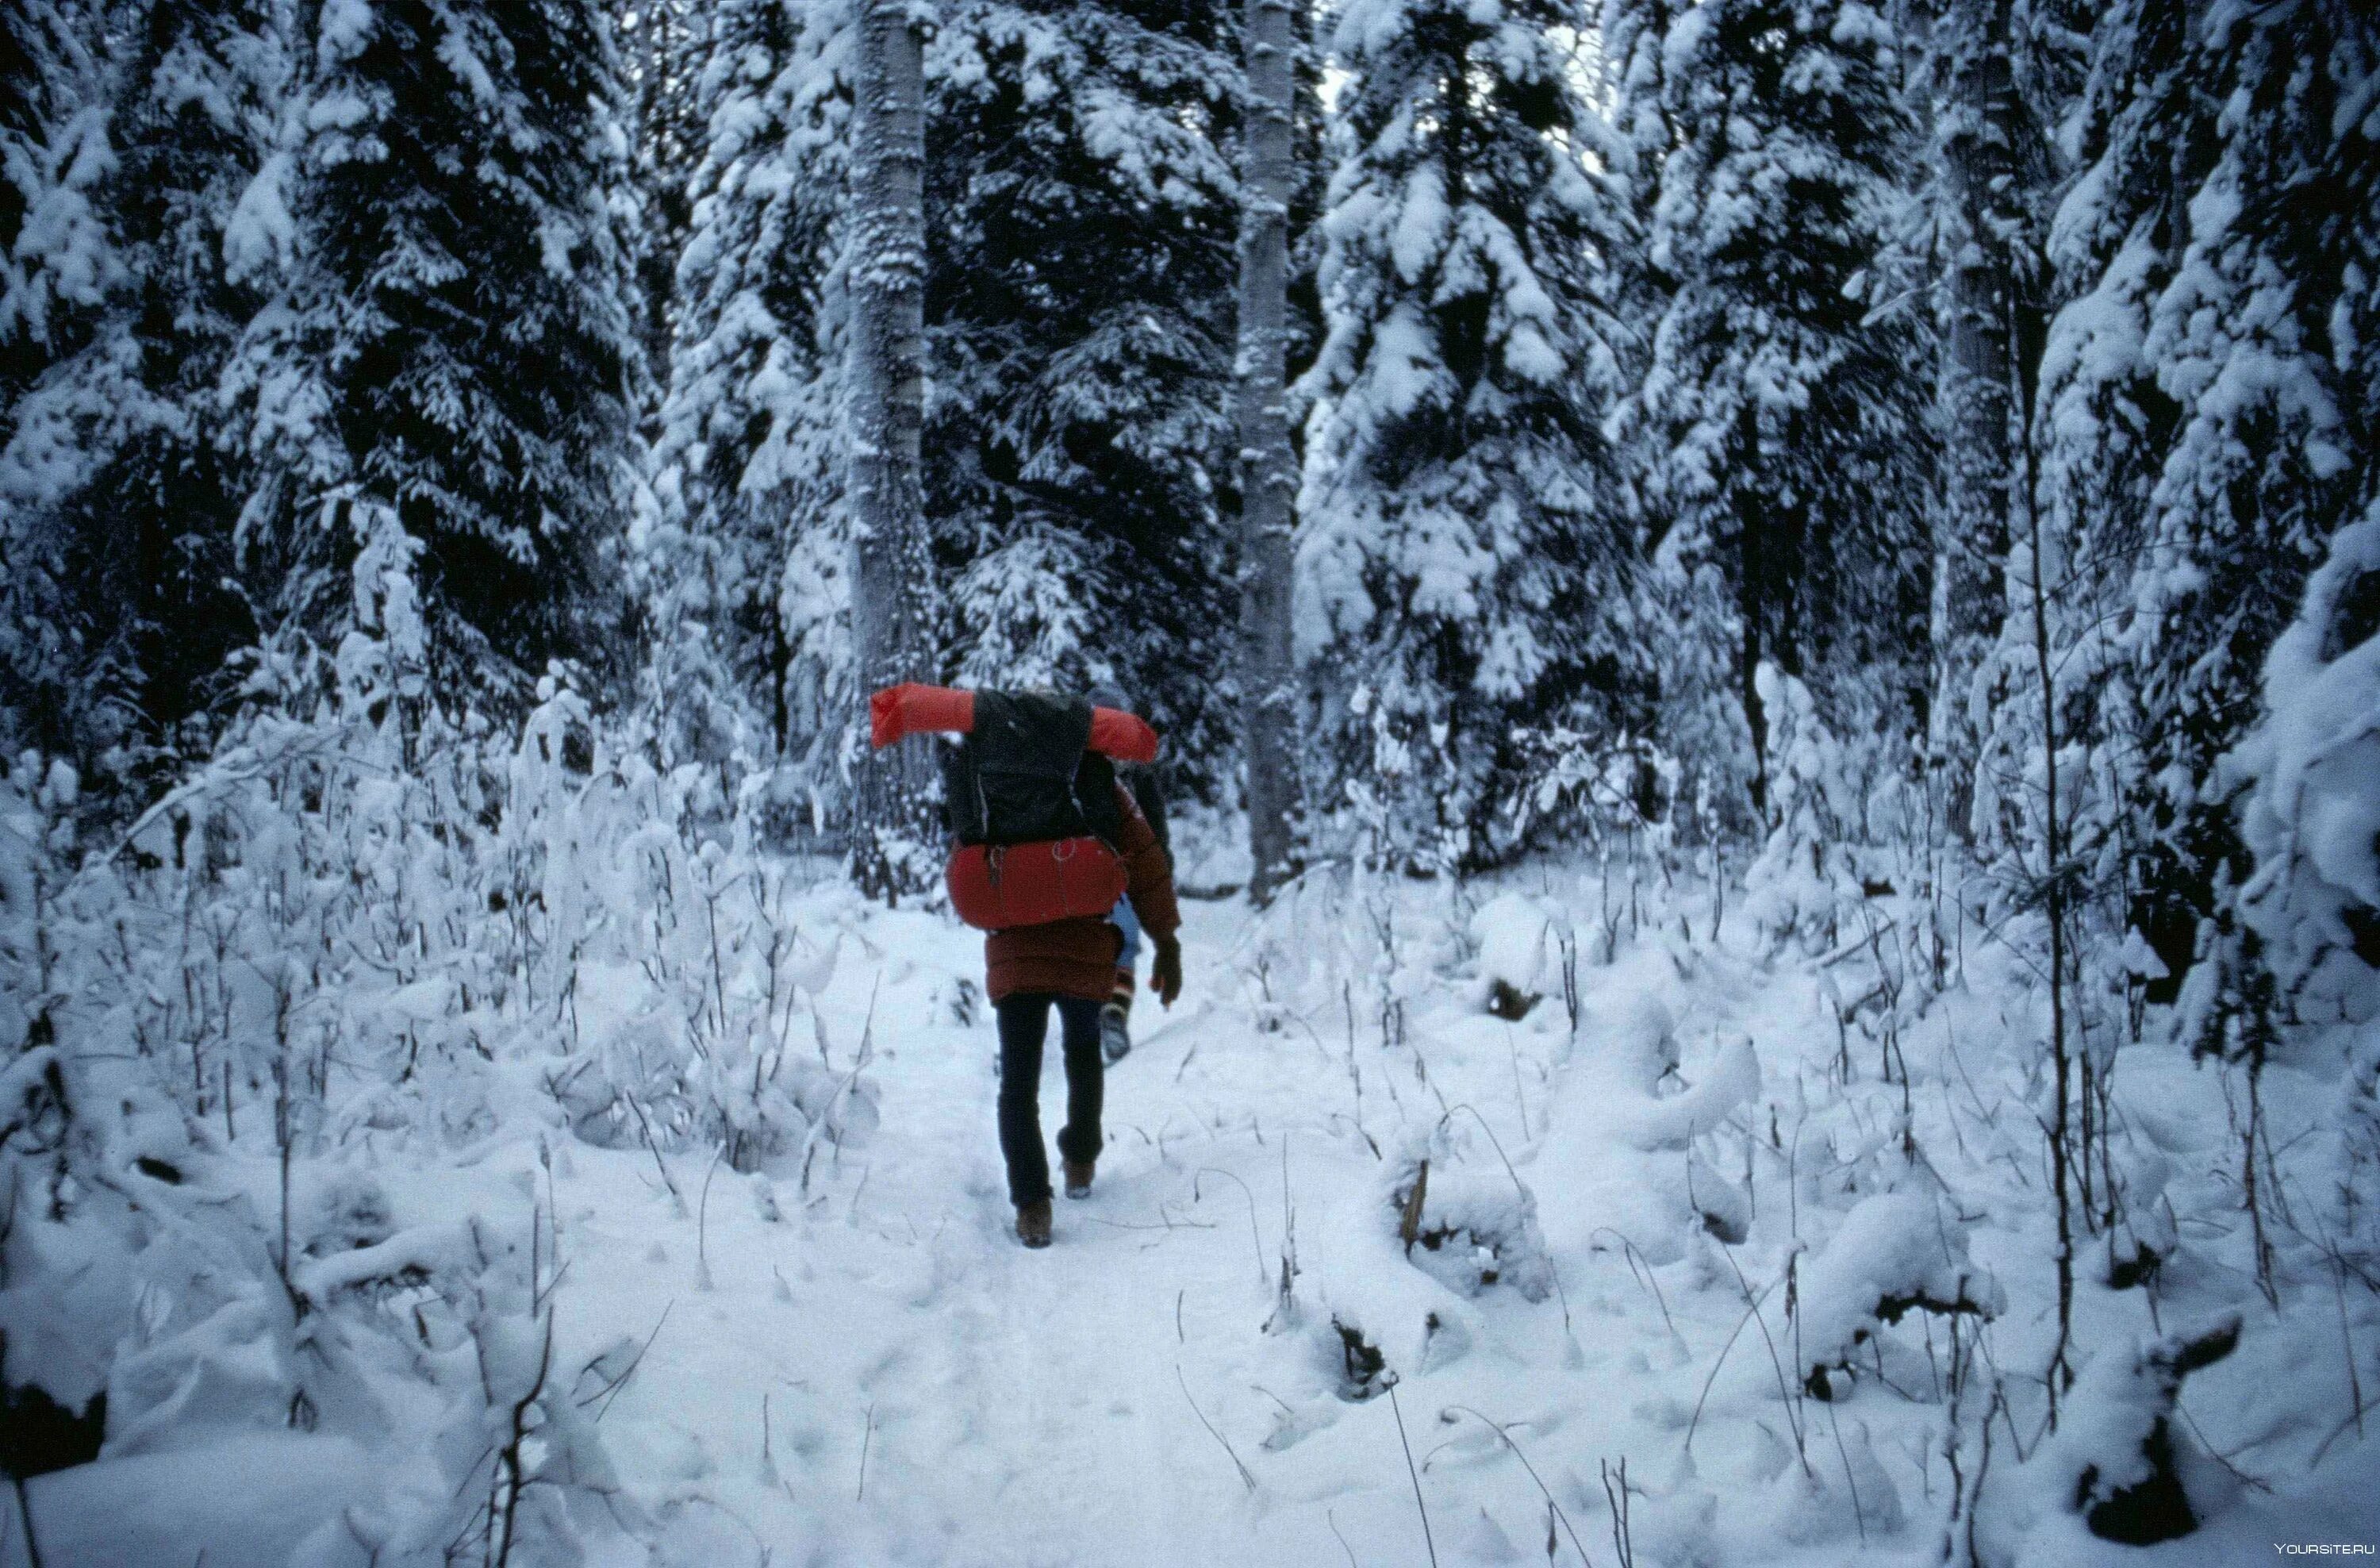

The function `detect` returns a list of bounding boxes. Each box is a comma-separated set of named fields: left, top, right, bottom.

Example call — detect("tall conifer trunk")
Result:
left=1236, top=0, right=1300, bottom=903
left=849, top=0, right=938, bottom=900
left=1929, top=0, right=2038, bottom=836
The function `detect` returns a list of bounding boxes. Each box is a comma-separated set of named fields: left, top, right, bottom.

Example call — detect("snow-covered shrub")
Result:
left=1326, top=1316, right=1394, bottom=1402
left=1, top=505, right=867, bottom=1524
left=1791, top=1192, right=2002, bottom=1401
left=1468, top=890, right=1566, bottom=1019
left=2022, top=1313, right=2243, bottom=1547
left=1389, top=1153, right=1557, bottom=1303
left=1, top=745, right=291, bottom=1476
left=1741, top=664, right=1871, bottom=954
left=516, top=756, right=872, bottom=1178
left=1505, top=729, right=1684, bottom=914
left=290, top=1216, right=644, bottom=1567
left=1334, top=694, right=1480, bottom=875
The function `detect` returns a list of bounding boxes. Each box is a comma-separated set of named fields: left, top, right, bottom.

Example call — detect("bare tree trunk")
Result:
left=848, top=0, right=938, bottom=901
left=1737, top=410, right=1771, bottom=819
left=1929, top=0, right=2037, bottom=840
left=2014, top=289, right=2076, bottom=1424
left=1236, top=0, right=1302, bottom=905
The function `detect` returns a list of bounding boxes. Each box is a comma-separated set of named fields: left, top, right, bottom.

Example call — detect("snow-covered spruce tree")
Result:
left=2152, top=0, right=2374, bottom=1305
left=1996, top=0, right=2211, bottom=1005
left=2129, top=0, right=2378, bottom=1044
left=0, top=1, right=117, bottom=759
left=2230, top=502, right=2380, bottom=1324
left=1296, top=0, right=1640, bottom=871
left=1596, top=0, right=1681, bottom=336
left=2236, top=498, right=2380, bottom=1040
left=1960, top=0, right=2374, bottom=1381
left=645, top=0, right=852, bottom=809
left=1958, top=0, right=2211, bottom=1409
left=2233, top=13, right=2380, bottom=1039
left=923, top=0, right=1242, bottom=782
left=1595, top=0, right=1764, bottom=844
left=226, top=0, right=646, bottom=712
left=0, top=2, right=111, bottom=411
left=651, top=0, right=1249, bottom=843
left=0, top=0, right=288, bottom=798
left=1998, top=0, right=2375, bottom=1040
left=616, top=0, right=712, bottom=396
left=1634, top=0, right=1933, bottom=819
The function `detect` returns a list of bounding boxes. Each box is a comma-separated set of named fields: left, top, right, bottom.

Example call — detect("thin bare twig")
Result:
left=585, top=1301, right=675, bottom=1422
left=1441, top=1405, right=1595, bottom=1565
left=697, top=1146, right=725, bottom=1289
left=1194, top=1167, right=1268, bottom=1283
left=1388, top=1381, right=1438, bottom=1568
left=1177, top=1365, right=1256, bottom=1493
left=1326, top=1507, right=1361, bottom=1568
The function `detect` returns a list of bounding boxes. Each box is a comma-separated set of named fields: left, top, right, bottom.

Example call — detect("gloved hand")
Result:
left=1152, top=933, right=1183, bottom=1008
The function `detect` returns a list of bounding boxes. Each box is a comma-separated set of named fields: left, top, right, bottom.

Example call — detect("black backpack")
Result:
left=942, top=690, right=1125, bottom=847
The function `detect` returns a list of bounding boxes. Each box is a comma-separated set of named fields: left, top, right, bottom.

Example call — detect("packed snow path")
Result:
left=551, top=891, right=1518, bottom=1567
left=15, top=877, right=2376, bottom=1566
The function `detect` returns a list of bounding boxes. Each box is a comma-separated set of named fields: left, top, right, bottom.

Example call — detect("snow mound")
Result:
left=5, top=1433, right=373, bottom=1568
left=1470, top=890, right=1565, bottom=1012
left=2010, top=1313, right=2246, bottom=1556
left=1394, top=1157, right=1557, bottom=1303
left=1614, top=1033, right=1758, bottom=1151
left=1605, top=990, right=1679, bottom=1090
left=1793, top=1192, right=2001, bottom=1400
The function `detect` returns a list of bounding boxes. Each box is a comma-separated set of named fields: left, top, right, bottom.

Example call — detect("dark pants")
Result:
left=996, top=993, right=1104, bottom=1207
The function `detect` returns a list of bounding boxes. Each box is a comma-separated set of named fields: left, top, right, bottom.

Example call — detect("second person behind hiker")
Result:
left=1088, top=683, right=1170, bottom=1065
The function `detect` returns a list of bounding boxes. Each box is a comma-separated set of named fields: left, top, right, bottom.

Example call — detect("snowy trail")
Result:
left=493, top=886, right=1654, bottom=1566
left=544, top=897, right=1343, bottom=1566
left=520, top=887, right=1778, bottom=1568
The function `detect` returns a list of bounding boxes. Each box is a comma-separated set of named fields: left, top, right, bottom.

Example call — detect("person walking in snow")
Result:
left=869, top=684, right=1184, bottom=1248
left=985, top=772, right=1180, bottom=1246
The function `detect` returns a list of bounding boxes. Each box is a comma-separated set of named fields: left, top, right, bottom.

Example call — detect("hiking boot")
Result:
left=1064, top=1159, right=1096, bottom=1199
left=1100, top=1001, right=1132, bottom=1065
left=1015, top=1200, right=1053, bottom=1248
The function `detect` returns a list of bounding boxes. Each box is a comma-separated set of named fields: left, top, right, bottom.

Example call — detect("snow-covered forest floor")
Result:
left=10, top=746, right=2375, bottom=1565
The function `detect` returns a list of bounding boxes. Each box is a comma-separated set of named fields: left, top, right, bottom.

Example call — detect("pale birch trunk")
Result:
left=848, top=0, right=937, bottom=900
left=1236, top=0, right=1301, bottom=905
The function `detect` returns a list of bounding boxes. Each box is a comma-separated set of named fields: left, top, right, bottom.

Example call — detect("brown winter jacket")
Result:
left=985, top=783, right=1180, bottom=1002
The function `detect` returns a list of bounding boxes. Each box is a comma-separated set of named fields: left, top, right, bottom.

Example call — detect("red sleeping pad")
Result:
left=946, top=837, right=1126, bottom=932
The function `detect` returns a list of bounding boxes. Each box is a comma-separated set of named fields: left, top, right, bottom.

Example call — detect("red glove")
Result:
left=869, top=684, right=974, bottom=748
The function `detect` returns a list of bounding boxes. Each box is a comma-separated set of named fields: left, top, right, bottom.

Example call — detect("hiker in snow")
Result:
left=1087, top=685, right=1170, bottom=1066
left=869, top=684, right=1184, bottom=1248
